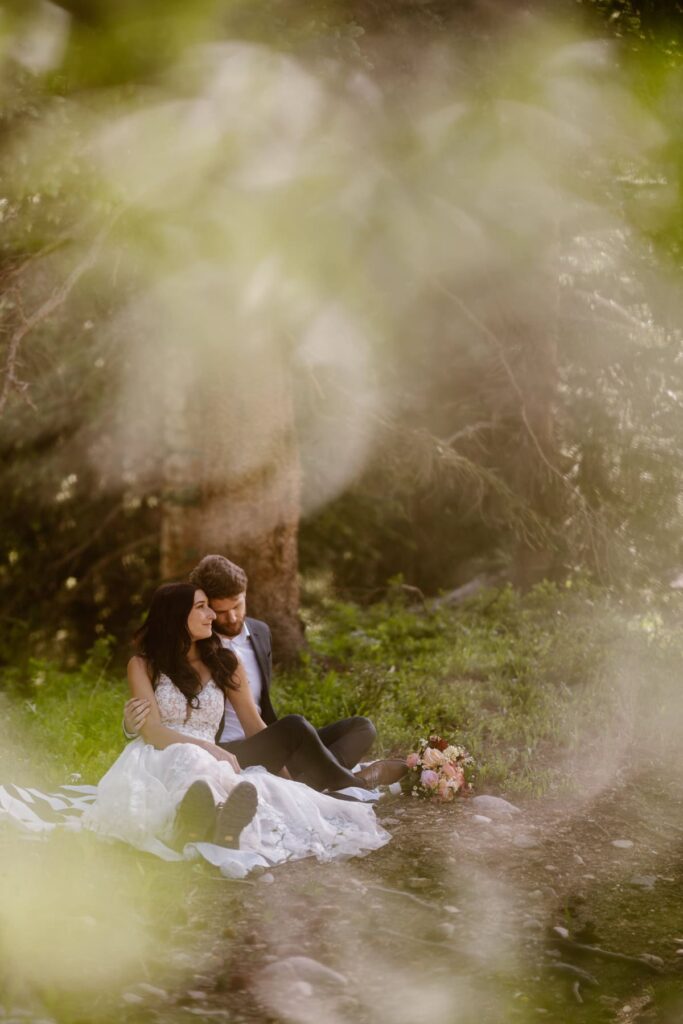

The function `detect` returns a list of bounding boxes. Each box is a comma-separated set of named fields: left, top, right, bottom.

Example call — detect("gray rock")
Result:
left=135, top=983, right=168, bottom=999
left=611, top=839, right=634, bottom=849
left=471, top=795, right=521, bottom=818
left=258, top=957, right=348, bottom=991
left=253, top=959, right=349, bottom=1023
left=290, top=981, right=313, bottom=999
left=472, top=814, right=493, bottom=825
left=629, top=875, right=656, bottom=890
left=513, top=834, right=539, bottom=849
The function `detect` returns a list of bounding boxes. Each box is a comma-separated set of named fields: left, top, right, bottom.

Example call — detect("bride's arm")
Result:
left=127, top=656, right=240, bottom=768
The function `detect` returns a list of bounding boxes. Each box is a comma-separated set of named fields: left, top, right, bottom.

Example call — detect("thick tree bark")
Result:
left=160, top=328, right=305, bottom=663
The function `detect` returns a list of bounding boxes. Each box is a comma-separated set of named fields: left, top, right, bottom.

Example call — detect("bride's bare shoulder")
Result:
left=127, top=654, right=153, bottom=679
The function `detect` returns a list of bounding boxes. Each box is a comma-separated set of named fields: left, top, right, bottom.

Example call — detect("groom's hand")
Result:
left=124, top=697, right=150, bottom=736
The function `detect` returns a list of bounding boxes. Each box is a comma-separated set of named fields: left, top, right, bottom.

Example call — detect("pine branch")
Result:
left=0, top=215, right=120, bottom=417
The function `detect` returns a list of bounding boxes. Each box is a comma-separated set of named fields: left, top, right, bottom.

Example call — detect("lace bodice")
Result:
left=154, top=674, right=224, bottom=742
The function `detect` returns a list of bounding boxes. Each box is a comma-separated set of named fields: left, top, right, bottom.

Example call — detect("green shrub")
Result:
left=2, top=586, right=681, bottom=795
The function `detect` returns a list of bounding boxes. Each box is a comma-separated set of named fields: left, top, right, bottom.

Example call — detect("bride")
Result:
left=83, top=582, right=390, bottom=875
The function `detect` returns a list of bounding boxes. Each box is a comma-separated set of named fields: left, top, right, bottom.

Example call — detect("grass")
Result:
left=2, top=582, right=683, bottom=1024
left=3, top=580, right=681, bottom=796
left=278, top=580, right=683, bottom=794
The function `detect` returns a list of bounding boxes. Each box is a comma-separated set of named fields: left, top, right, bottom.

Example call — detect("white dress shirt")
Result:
left=218, top=621, right=264, bottom=744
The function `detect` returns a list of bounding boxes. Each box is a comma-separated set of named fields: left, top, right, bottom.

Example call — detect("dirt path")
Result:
left=3, top=779, right=683, bottom=1024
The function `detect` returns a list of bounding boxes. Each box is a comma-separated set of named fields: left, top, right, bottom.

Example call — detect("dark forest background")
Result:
left=0, top=0, right=681, bottom=664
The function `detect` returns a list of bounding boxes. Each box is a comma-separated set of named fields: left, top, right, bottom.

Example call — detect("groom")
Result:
left=125, top=554, right=405, bottom=791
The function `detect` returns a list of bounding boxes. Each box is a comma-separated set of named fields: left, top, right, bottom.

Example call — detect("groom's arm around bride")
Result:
left=124, top=555, right=399, bottom=792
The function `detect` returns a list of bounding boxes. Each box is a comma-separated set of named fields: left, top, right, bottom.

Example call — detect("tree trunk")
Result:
left=160, top=324, right=304, bottom=663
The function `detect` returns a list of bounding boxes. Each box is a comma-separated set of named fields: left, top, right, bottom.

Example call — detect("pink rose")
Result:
left=422, top=747, right=446, bottom=769
left=420, top=769, right=439, bottom=790
left=442, top=764, right=465, bottom=790
left=406, top=753, right=420, bottom=769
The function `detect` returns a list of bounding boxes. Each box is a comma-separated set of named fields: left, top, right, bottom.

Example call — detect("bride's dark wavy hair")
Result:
left=134, top=582, right=239, bottom=706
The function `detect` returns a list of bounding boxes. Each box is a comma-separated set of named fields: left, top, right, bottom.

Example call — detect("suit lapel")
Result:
left=246, top=617, right=277, bottom=723
left=247, top=618, right=271, bottom=687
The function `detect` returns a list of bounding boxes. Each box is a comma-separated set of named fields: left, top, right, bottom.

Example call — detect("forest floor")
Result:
left=2, top=769, right=683, bottom=1024
left=2, top=587, right=682, bottom=1023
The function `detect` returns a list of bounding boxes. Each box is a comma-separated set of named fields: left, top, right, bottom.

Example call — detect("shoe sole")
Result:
left=213, top=781, right=258, bottom=848
left=357, top=758, right=409, bottom=788
left=173, top=780, right=216, bottom=848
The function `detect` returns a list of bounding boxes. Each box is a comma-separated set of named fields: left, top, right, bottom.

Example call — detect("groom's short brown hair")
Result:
left=189, top=554, right=248, bottom=598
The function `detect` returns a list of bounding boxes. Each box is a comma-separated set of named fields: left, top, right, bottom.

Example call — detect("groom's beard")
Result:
left=214, top=620, right=244, bottom=639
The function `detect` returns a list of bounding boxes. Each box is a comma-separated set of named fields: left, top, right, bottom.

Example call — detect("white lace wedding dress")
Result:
left=82, top=674, right=390, bottom=877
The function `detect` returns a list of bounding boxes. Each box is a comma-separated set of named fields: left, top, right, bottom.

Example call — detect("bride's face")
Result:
left=186, top=589, right=216, bottom=641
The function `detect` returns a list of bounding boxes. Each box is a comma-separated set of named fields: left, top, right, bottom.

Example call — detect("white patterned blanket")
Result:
left=0, top=783, right=97, bottom=832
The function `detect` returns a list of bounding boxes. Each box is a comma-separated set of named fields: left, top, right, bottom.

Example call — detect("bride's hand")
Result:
left=212, top=747, right=241, bottom=772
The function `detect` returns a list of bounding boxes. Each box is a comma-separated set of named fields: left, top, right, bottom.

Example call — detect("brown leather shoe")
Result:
left=355, top=758, right=408, bottom=789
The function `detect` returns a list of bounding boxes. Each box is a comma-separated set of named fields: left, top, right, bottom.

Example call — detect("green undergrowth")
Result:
left=279, top=581, right=683, bottom=795
left=1, top=581, right=681, bottom=795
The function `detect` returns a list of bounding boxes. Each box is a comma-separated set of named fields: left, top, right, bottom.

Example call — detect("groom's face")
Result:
left=210, top=592, right=247, bottom=637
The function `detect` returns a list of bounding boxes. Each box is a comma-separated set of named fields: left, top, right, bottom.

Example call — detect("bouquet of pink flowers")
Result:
left=403, top=734, right=475, bottom=802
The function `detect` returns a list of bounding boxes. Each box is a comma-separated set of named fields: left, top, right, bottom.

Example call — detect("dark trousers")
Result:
left=220, top=714, right=376, bottom=792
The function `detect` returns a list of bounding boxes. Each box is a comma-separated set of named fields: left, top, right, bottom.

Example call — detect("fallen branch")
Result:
left=364, top=883, right=441, bottom=911
left=552, top=928, right=663, bottom=974
left=547, top=961, right=599, bottom=986
left=431, top=573, right=506, bottom=608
